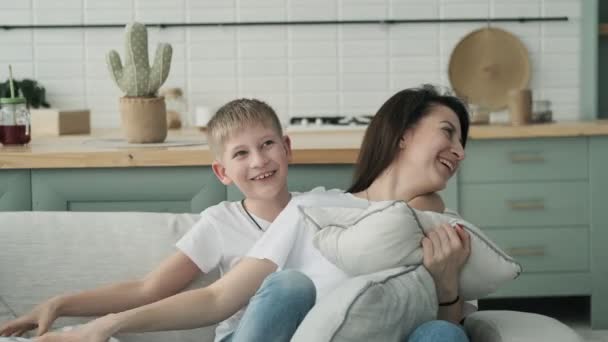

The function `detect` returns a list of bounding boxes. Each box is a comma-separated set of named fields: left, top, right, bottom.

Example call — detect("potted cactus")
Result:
left=107, top=22, right=172, bottom=143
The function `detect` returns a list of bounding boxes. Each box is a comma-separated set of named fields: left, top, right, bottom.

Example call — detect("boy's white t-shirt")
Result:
left=176, top=200, right=270, bottom=342
left=247, top=188, right=370, bottom=301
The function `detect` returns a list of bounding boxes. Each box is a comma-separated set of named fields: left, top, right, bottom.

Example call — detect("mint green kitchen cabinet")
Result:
left=460, top=138, right=592, bottom=300
left=20, top=165, right=456, bottom=212
left=590, top=136, right=608, bottom=328
left=31, top=167, right=225, bottom=213
left=0, top=170, right=31, bottom=210
left=2, top=134, right=607, bottom=328
left=458, top=136, right=607, bottom=328
left=227, top=165, right=459, bottom=211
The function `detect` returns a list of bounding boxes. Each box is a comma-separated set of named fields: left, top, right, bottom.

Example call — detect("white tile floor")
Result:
left=479, top=297, right=608, bottom=342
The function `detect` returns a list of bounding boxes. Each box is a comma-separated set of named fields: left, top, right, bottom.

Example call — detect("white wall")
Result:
left=0, top=0, right=581, bottom=128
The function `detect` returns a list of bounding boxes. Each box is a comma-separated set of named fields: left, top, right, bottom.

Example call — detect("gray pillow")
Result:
left=301, top=200, right=521, bottom=301
left=291, top=265, right=437, bottom=342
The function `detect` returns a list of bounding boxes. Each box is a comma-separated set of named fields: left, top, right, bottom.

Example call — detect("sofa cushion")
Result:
left=303, top=201, right=521, bottom=301
left=0, top=211, right=219, bottom=342
left=292, top=265, right=437, bottom=342
left=464, top=310, right=582, bottom=342
left=0, top=296, right=16, bottom=326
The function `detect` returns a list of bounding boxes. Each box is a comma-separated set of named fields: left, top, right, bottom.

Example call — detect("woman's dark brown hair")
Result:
left=347, top=85, right=470, bottom=193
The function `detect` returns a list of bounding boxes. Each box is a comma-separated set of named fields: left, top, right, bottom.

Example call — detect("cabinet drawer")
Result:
left=0, top=170, right=31, bottom=211
left=460, top=138, right=588, bottom=183
left=461, top=182, right=589, bottom=227
left=486, top=227, right=589, bottom=273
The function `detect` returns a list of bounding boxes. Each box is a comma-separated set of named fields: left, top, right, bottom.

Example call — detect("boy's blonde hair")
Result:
left=207, top=98, right=283, bottom=156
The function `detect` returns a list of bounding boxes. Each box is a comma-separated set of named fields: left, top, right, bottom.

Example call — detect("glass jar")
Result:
left=0, top=97, right=31, bottom=145
left=531, top=100, right=553, bottom=123
left=160, top=87, right=187, bottom=129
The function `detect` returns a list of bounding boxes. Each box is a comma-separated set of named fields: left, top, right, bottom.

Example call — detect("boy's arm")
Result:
left=58, top=251, right=200, bottom=316
left=408, top=192, right=445, bottom=213
left=1, top=251, right=200, bottom=337
left=88, top=258, right=277, bottom=337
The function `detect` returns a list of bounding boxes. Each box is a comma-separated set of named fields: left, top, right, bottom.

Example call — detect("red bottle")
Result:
left=0, top=97, right=31, bottom=145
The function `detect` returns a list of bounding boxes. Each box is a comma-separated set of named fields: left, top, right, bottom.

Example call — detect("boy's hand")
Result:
left=33, top=328, right=108, bottom=342
left=33, top=318, right=118, bottom=342
left=0, top=297, right=61, bottom=337
left=408, top=192, right=445, bottom=213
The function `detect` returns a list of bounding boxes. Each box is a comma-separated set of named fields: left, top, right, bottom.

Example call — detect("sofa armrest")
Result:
left=463, top=310, right=582, bottom=342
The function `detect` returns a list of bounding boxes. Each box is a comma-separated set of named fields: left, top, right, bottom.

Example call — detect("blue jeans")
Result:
left=221, top=270, right=316, bottom=342
left=407, top=320, right=470, bottom=342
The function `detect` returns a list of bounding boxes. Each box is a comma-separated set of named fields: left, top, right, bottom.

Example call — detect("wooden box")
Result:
left=30, top=109, right=91, bottom=136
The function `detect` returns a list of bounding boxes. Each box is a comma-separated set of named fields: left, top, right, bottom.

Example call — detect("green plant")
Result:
left=106, top=22, right=173, bottom=97
left=0, top=79, right=50, bottom=108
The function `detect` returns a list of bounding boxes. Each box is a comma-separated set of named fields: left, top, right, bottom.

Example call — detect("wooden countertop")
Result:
left=1, top=120, right=608, bottom=169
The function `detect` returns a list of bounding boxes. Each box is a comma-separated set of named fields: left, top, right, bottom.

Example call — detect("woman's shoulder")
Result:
left=291, top=187, right=363, bottom=207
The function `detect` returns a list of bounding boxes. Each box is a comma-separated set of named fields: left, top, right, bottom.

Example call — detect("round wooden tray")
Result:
left=449, top=27, right=530, bottom=111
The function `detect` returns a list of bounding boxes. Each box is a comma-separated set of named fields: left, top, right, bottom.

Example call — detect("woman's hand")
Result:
left=422, top=224, right=471, bottom=302
left=0, top=297, right=62, bottom=337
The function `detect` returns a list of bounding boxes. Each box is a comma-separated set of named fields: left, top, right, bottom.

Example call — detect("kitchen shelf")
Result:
left=0, top=16, right=568, bottom=30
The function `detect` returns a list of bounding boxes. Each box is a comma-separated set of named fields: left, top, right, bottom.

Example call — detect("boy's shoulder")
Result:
left=200, top=200, right=242, bottom=220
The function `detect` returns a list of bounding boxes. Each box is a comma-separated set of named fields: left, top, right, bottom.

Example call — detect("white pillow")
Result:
left=301, top=200, right=521, bottom=300
left=291, top=266, right=437, bottom=342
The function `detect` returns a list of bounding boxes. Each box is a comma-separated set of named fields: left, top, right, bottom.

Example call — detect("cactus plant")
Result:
left=106, top=22, right=173, bottom=97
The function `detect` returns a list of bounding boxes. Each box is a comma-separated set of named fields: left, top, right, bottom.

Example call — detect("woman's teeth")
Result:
left=438, top=158, right=454, bottom=171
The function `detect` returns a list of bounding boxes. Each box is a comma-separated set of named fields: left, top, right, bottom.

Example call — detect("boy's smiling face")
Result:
left=212, top=123, right=291, bottom=201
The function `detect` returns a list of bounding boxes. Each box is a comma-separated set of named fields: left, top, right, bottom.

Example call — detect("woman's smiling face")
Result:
left=398, top=104, right=466, bottom=193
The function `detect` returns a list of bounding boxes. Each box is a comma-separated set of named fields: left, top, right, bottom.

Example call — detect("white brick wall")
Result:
left=0, top=0, right=582, bottom=127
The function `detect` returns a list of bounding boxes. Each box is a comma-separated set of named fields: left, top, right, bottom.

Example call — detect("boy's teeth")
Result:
left=254, top=171, right=274, bottom=180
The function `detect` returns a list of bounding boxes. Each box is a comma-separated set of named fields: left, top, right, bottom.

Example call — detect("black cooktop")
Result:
left=289, top=115, right=372, bottom=126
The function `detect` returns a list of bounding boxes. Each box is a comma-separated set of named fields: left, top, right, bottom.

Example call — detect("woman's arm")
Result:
left=35, top=258, right=277, bottom=342
left=411, top=193, right=469, bottom=323
left=422, top=224, right=471, bottom=324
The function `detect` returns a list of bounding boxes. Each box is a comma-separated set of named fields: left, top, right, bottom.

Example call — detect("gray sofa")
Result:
left=0, top=211, right=582, bottom=342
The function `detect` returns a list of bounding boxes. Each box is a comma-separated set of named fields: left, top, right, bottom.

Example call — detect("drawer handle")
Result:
left=507, top=199, right=545, bottom=210
left=509, top=152, right=545, bottom=163
left=506, top=246, right=546, bottom=257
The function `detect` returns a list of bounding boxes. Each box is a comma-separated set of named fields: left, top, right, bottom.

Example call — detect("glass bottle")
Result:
left=0, top=96, right=31, bottom=145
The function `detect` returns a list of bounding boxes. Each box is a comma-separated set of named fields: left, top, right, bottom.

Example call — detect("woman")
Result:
left=348, top=84, right=471, bottom=340
left=245, top=84, right=471, bottom=341
left=33, top=85, right=471, bottom=342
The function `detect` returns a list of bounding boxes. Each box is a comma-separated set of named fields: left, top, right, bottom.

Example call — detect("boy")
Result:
left=0, top=98, right=301, bottom=342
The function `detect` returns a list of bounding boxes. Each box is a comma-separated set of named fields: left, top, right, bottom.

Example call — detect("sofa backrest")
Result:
left=0, top=211, right=219, bottom=342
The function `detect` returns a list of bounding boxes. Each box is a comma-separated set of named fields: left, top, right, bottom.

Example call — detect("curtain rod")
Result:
left=1, top=16, right=568, bottom=30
